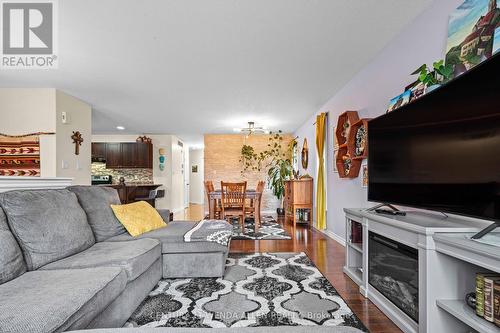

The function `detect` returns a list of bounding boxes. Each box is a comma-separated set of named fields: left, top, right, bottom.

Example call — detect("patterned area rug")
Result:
left=127, top=252, right=368, bottom=331
left=231, top=216, right=292, bottom=240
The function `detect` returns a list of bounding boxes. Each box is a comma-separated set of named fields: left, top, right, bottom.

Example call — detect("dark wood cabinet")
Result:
left=136, top=142, right=153, bottom=168
left=91, top=143, right=106, bottom=159
left=105, top=143, right=122, bottom=168
left=121, top=143, right=137, bottom=168
left=94, top=142, right=153, bottom=169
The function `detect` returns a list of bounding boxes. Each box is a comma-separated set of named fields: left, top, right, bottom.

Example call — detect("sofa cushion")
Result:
left=0, top=189, right=95, bottom=270
left=106, top=221, right=229, bottom=254
left=68, top=186, right=126, bottom=241
left=40, top=239, right=161, bottom=281
left=111, top=201, right=166, bottom=237
left=0, top=207, right=26, bottom=284
left=0, top=267, right=127, bottom=333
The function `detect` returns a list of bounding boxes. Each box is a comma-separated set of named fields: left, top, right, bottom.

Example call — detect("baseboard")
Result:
left=317, top=228, right=346, bottom=246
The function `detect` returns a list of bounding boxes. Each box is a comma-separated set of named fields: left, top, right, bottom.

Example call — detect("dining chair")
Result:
left=221, top=181, right=247, bottom=233
left=246, top=180, right=265, bottom=220
left=204, top=180, right=221, bottom=219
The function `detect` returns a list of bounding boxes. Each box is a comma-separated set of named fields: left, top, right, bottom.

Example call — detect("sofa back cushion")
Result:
left=68, top=186, right=126, bottom=241
left=0, top=207, right=27, bottom=284
left=0, top=189, right=95, bottom=270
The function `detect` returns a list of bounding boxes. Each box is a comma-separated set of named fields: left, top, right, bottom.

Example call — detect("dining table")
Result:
left=208, top=189, right=263, bottom=232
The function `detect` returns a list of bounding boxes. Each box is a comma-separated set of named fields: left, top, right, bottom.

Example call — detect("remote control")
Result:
left=375, top=208, right=407, bottom=216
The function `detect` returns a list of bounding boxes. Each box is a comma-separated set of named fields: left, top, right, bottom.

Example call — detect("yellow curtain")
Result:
left=315, top=112, right=327, bottom=230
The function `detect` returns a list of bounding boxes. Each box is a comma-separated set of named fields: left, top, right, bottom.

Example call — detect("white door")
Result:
left=182, top=145, right=189, bottom=208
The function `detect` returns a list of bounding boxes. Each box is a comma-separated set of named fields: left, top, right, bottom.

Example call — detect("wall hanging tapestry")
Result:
left=0, top=133, right=50, bottom=177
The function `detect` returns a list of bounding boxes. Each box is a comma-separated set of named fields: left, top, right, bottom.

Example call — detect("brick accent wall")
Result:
left=204, top=134, right=293, bottom=213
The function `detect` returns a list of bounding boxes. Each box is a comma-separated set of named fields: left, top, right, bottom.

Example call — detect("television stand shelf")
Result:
left=343, top=208, right=494, bottom=333
left=436, top=299, right=500, bottom=333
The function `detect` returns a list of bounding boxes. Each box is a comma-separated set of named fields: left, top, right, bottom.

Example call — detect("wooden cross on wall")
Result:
left=71, top=131, right=83, bottom=155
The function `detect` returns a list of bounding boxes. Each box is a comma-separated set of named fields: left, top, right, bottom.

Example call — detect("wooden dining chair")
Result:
left=221, top=181, right=247, bottom=233
left=204, top=180, right=221, bottom=219
left=246, top=180, right=265, bottom=220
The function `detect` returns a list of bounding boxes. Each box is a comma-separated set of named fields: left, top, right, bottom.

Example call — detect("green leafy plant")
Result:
left=240, top=131, right=285, bottom=172
left=240, top=131, right=296, bottom=208
left=267, top=158, right=292, bottom=208
left=412, top=60, right=454, bottom=86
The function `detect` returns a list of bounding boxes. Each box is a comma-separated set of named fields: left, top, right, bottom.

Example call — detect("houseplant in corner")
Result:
left=268, top=152, right=292, bottom=216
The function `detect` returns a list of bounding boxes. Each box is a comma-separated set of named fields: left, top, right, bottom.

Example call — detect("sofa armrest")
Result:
left=156, top=209, right=171, bottom=223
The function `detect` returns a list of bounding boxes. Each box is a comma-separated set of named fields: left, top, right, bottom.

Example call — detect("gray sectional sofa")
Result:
left=0, top=186, right=231, bottom=332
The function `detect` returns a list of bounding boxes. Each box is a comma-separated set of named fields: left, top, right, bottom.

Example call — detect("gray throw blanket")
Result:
left=184, top=219, right=232, bottom=246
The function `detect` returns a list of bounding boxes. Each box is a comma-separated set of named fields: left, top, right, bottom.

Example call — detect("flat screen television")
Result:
left=368, top=54, right=500, bottom=224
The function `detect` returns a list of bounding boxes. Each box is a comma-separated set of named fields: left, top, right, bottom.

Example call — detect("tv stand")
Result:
left=365, top=203, right=400, bottom=212
left=471, top=220, right=500, bottom=239
left=343, top=208, right=494, bottom=333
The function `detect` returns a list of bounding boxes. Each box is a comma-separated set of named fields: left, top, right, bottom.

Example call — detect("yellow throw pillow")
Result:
left=110, top=201, right=166, bottom=237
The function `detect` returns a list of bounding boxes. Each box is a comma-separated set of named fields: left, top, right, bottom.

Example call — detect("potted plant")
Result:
left=412, top=59, right=454, bottom=93
left=240, top=131, right=295, bottom=216
left=268, top=156, right=292, bottom=216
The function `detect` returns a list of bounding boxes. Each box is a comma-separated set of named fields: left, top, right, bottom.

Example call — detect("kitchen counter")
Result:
left=96, top=183, right=162, bottom=207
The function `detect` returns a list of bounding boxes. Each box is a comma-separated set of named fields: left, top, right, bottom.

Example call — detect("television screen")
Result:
left=368, top=55, right=500, bottom=221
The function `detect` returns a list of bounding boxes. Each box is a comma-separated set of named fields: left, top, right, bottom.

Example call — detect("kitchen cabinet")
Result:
left=136, top=142, right=153, bottom=168
left=105, top=143, right=122, bottom=168
left=91, top=143, right=106, bottom=160
left=121, top=143, right=137, bottom=168
left=93, top=142, right=153, bottom=169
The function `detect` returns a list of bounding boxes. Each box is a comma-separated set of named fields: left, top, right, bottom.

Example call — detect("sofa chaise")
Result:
left=0, top=186, right=231, bottom=332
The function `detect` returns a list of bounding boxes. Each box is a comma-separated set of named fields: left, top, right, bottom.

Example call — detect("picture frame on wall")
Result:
left=192, top=165, right=198, bottom=173
left=362, top=164, right=368, bottom=188
left=333, top=149, right=339, bottom=173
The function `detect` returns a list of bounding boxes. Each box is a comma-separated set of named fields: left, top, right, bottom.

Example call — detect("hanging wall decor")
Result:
left=158, top=148, right=165, bottom=171
left=335, top=111, right=362, bottom=179
left=348, top=118, right=371, bottom=160
left=71, top=131, right=83, bottom=155
left=0, top=132, right=54, bottom=176
left=301, top=138, right=309, bottom=169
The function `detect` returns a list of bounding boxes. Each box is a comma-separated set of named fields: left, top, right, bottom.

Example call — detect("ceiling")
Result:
left=0, top=0, right=432, bottom=146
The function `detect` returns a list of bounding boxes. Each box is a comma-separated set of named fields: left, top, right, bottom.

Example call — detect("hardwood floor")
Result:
left=176, top=204, right=402, bottom=333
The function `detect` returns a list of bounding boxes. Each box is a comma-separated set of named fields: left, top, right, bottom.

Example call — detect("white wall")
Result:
left=151, top=135, right=173, bottom=210
left=0, top=88, right=92, bottom=184
left=189, top=148, right=204, bottom=204
left=0, top=88, right=57, bottom=177
left=55, top=91, right=92, bottom=185
left=294, top=0, right=464, bottom=242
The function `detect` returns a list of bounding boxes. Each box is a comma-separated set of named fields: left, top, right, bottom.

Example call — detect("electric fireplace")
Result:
left=368, top=231, right=419, bottom=322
